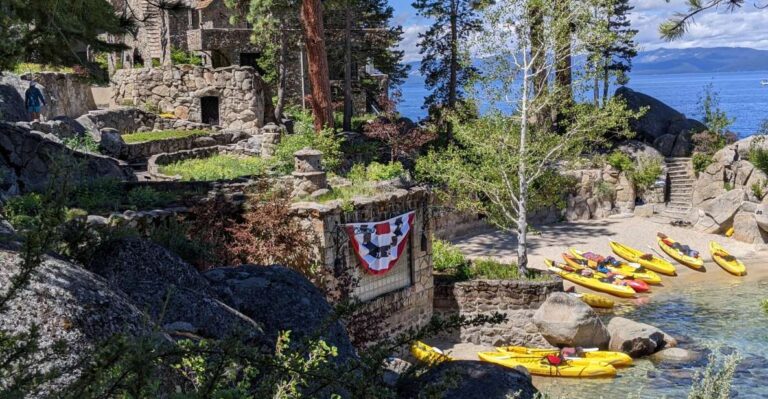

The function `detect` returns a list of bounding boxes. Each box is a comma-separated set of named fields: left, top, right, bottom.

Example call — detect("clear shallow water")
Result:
left=533, top=270, right=768, bottom=399
left=399, top=70, right=768, bottom=138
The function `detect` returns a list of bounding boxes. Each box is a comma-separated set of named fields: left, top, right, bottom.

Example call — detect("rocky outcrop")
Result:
left=732, top=210, right=768, bottom=244
left=607, top=317, right=677, bottom=358
left=88, top=239, right=263, bottom=342
left=0, top=123, right=135, bottom=200
left=397, top=361, right=537, bottom=399
left=0, top=245, right=153, bottom=394
left=533, top=292, right=610, bottom=348
left=615, top=87, right=706, bottom=156
left=651, top=348, right=703, bottom=364
left=204, top=265, right=357, bottom=363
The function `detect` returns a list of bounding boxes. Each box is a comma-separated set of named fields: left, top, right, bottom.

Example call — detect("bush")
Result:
left=692, top=153, right=714, bottom=174
left=271, top=129, right=342, bottom=174
left=594, top=180, right=615, bottom=200
left=688, top=352, right=741, bottom=399
left=748, top=145, right=768, bottom=176
left=762, top=298, right=768, bottom=313
left=347, top=161, right=406, bottom=183
left=607, top=151, right=633, bottom=172
left=628, top=156, right=663, bottom=192
left=70, top=178, right=123, bottom=213
left=159, top=154, right=267, bottom=181
left=170, top=47, right=202, bottom=66
left=751, top=181, right=765, bottom=199
left=125, top=187, right=177, bottom=210
left=692, top=131, right=728, bottom=155
left=2, top=193, right=43, bottom=230
left=147, top=221, right=214, bottom=268
left=432, top=239, right=467, bottom=272
left=62, top=135, right=99, bottom=153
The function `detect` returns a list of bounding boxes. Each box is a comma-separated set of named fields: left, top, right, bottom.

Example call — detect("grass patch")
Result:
left=159, top=154, right=267, bottom=181
left=12, top=63, right=75, bottom=74
left=309, top=183, right=379, bottom=204
left=121, top=129, right=211, bottom=144
left=347, top=161, right=406, bottom=183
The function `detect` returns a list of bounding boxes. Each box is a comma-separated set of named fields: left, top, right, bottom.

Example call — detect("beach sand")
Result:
left=428, top=216, right=768, bottom=362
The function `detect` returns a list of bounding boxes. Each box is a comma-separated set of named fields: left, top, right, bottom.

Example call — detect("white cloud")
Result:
left=398, top=23, right=428, bottom=62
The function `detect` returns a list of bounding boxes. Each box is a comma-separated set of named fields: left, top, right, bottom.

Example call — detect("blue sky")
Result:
left=391, top=0, right=768, bottom=62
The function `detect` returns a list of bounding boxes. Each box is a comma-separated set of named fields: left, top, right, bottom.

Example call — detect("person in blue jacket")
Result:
left=25, top=81, right=46, bottom=121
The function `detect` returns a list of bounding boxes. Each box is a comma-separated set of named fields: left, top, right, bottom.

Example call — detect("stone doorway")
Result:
left=239, top=53, right=266, bottom=75
left=211, top=50, right=230, bottom=68
left=200, top=96, right=220, bottom=126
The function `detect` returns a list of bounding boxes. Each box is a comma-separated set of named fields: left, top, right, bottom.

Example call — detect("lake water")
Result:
left=531, top=261, right=768, bottom=399
left=398, top=70, right=768, bottom=138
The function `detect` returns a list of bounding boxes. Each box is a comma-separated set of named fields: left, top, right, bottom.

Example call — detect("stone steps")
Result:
left=662, top=157, right=695, bottom=220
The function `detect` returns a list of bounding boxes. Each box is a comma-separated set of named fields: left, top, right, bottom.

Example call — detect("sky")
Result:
left=391, top=0, right=768, bottom=62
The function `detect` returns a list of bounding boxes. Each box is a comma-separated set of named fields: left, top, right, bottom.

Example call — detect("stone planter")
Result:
left=147, top=145, right=261, bottom=181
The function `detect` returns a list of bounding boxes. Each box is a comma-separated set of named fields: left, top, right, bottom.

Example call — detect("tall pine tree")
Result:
left=412, top=0, right=484, bottom=116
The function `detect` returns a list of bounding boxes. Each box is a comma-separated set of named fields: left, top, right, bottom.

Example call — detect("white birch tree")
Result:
left=418, top=0, right=638, bottom=274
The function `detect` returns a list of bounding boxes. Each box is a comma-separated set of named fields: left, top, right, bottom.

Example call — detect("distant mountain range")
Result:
left=632, top=47, right=768, bottom=74
left=406, top=47, right=768, bottom=76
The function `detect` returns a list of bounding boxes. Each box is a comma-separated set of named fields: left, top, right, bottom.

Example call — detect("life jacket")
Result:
left=545, top=354, right=563, bottom=366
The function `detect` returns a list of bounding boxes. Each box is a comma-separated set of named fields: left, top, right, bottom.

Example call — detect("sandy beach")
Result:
left=431, top=216, right=768, bottom=362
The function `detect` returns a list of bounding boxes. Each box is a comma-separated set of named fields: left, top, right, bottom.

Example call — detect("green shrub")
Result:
left=271, top=129, right=342, bottom=174
left=724, top=182, right=733, bottom=191
left=432, top=239, right=467, bottom=272
left=749, top=145, right=768, bottom=176
left=2, top=193, right=43, bottom=229
left=125, top=187, right=177, bottom=210
left=692, top=153, right=714, bottom=174
left=121, top=129, right=210, bottom=144
left=688, top=352, right=741, bottom=399
left=143, top=101, right=161, bottom=114
left=160, top=154, right=267, bottom=181
left=170, top=47, right=202, bottom=66
left=62, top=135, right=100, bottom=153
left=607, top=151, right=633, bottom=172
left=594, top=180, right=615, bottom=200
left=147, top=221, right=213, bottom=267
left=628, top=156, right=663, bottom=192
left=347, top=161, right=406, bottom=183
left=751, top=181, right=765, bottom=199
left=761, top=298, right=768, bottom=313
left=466, top=258, right=552, bottom=281
left=70, top=178, right=123, bottom=213
left=309, top=184, right=378, bottom=203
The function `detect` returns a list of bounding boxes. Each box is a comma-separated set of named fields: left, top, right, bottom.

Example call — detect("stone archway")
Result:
left=200, top=96, right=220, bottom=126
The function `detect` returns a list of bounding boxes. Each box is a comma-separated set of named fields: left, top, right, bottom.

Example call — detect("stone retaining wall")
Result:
left=111, top=65, right=266, bottom=134
left=76, top=107, right=217, bottom=137
left=433, top=277, right=563, bottom=347
left=147, top=145, right=261, bottom=181
left=120, top=131, right=246, bottom=161
left=292, top=187, right=434, bottom=343
left=19, top=72, right=96, bottom=120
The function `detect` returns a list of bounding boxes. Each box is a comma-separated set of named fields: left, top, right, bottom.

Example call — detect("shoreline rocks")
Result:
left=533, top=292, right=611, bottom=349
left=607, top=317, right=677, bottom=358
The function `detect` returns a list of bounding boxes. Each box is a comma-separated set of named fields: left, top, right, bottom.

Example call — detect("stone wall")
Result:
left=292, top=187, right=434, bottom=342
left=0, top=123, right=135, bottom=201
left=433, top=277, right=563, bottom=347
left=111, top=65, right=266, bottom=134
left=0, top=73, right=96, bottom=123
left=433, top=209, right=490, bottom=241
left=119, top=130, right=247, bottom=162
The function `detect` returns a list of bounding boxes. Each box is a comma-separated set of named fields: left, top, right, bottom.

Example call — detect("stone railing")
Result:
left=433, top=276, right=563, bottom=347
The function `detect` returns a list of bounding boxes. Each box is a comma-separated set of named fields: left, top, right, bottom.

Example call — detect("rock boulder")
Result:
left=607, top=317, right=677, bottom=357
left=98, top=128, right=125, bottom=158
left=88, top=239, right=263, bottom=342
left=204, top=265, right=356, bottom=363
left=733, top=211, right=768, bottom=244
left=397, top=361, right=537, bottom=399
left=533, top=292, right=610, bottom=348
left=651, top=348, right=703, bottom=364
left=699, top=189, right=746, bottom=225
left=615, top=87, right=685, bottom=142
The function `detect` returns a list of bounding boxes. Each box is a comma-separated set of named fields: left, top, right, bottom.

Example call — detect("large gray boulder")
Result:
left=88, top=239, right=263, bottom=342
left=397, top=361, right=537, bottom=399
left=0, top=245, right=152, bottom=394
left=0, top=123, right=135, bottom=199
left=615, top=87, right=686, bottom=141
left=98, top=127, right=125, bottom=158
left=204, top=265, right=356, bottom=363
left=733, top=211, right=768, bottom=244
left=615, top=140, right=664, bottom=162
left=0, top=74, right=31, bottom=122
left=607, top=317, right=677, bottom=358
left=699, top=189, right=746, bottom=225
left=533, top=292, right=610, bottom=348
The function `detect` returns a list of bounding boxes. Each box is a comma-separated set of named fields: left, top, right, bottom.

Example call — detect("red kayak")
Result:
left=561, top=253, right=649, bottom=293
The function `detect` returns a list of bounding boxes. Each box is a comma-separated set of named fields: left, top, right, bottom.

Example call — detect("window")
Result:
left=352, top=234, right=413, bottom=302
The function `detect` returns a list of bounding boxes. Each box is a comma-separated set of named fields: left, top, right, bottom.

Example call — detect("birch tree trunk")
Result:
left=300, top=0, right=335, bottom=131
left=517, top=52, right=531, bottom=275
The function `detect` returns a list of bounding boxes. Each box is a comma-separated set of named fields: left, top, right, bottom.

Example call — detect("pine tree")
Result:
left=0, top=0, right=128, bottom=72
left=412, top=0, right=483, bottom=115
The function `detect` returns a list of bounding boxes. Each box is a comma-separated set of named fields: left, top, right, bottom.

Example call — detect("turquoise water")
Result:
left=532, top=267, right=768, bottom=398
left=398, top=70, right=768, bottom=138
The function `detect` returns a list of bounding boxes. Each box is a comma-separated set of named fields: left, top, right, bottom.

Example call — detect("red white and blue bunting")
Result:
left=345, top=211, right=415, bottom=275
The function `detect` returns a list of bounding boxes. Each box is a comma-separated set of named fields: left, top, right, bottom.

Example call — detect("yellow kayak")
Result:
left=657, top=234, right=704, bottom=269
left=410, top=341, right=453, bottom=365
left=546, top=260, right=636, bottom=298
left=496, top=346, right=633, bottom=368
left=609, top=240, right=677, bottom=276
left=569, top=248, right=662, bottom=285
left=709, top=242, right=747, bottom=276
left=571, top=292, right=614, bottom=309
left=478, top=351, right=617, bottom=378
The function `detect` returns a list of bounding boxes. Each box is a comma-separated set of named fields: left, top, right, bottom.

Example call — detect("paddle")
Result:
left=647, top=245, right=673, bottom=263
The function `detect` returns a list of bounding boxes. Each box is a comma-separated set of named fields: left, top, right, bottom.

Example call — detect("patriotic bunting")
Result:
left=345, top=211, right=415, bottom=275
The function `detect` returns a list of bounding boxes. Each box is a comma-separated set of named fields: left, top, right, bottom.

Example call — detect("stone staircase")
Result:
left=661, top=157, right=695, bottom=220
left=142, top=3, right=164, bottom=60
